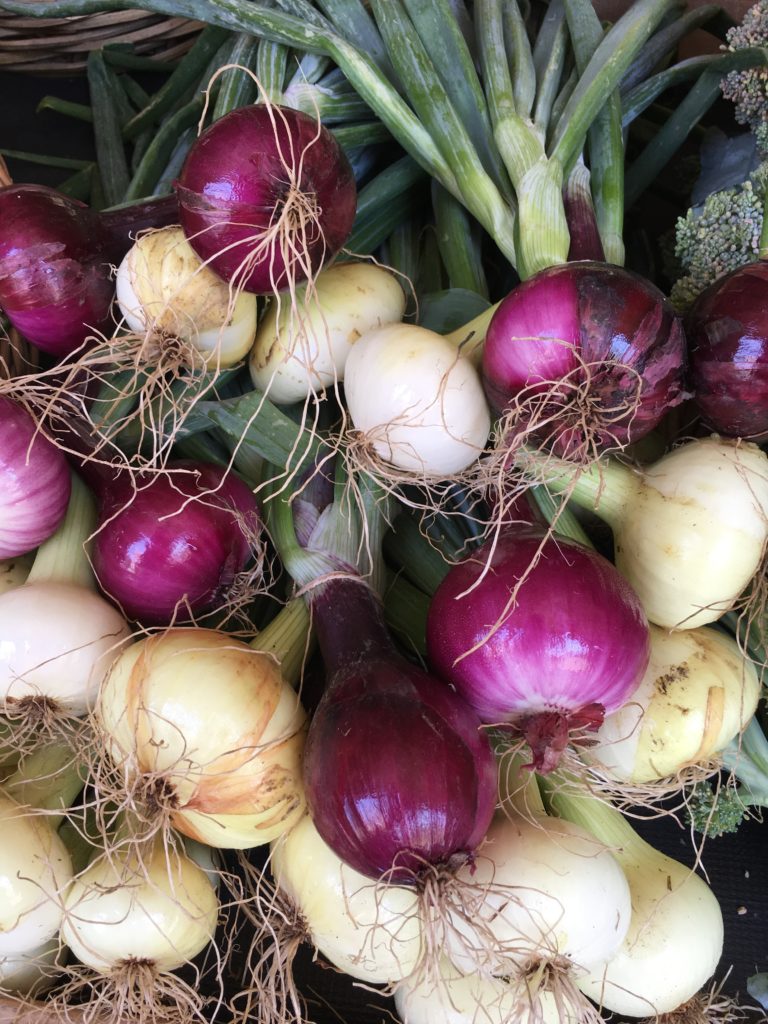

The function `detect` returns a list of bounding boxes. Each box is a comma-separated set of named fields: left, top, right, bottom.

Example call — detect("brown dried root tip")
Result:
left=50, top=959, right=209, bottom=1024
left=516, top=704, right=605, bottom=776
left=640, top=978, right=762, bottom=1024
left=228, top=852, right=310, bottom=1024
left=2, top=697, right=95, bottom=763
left=513, top=954, right=607, bottom=1024
left=571, top=748, right=724, bottom=823
left=341, top=428, right=488, bottom=535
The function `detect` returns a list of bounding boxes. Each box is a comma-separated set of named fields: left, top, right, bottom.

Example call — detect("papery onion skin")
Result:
left=115, top=224, right=257, bottom=367
left=0, top=397, right=71, bottom=559
left=175, top=105, right=357, bottom=295
left=425, top=529, right=650, bottom=770
left=685, top=261, right=768, bottom=440
left=97, top=628, right=307, bottom=850
left=303, top=581, right=497, bottom=883
left=482, top=262, right=687, bottom=453
left=91, top=461, right=260, bottom=625
left=0, top=185, right=115, bottom=358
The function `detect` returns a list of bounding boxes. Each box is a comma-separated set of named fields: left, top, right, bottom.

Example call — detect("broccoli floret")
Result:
left=670, top=162, right=768, bottom=311
left=686, top=781, right=749, bottom=837
left=721, top=0, right=768, bottom=153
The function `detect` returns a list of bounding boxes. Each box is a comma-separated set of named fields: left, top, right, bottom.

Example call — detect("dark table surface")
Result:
left=1, top=66, right=766, bottom=1023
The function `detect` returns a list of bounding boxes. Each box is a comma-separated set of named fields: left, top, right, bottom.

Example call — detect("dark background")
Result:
left=1, top=67, right=767, bottom=1022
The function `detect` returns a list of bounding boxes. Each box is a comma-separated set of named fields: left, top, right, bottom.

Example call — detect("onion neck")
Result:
left=309, top=576, right=398, bottom=678
left=517, top=448, right=638, bottom=529
left=443, top=301, right=500, bottom=364
left=25, top=472, right=96, bottom=589
left=539, top=771, right=655, bottom=869
left=564, top=160, right=606, bottom=263
left=251, top=597, right=313, bottom=688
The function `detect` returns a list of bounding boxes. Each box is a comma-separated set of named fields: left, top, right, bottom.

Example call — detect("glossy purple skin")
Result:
left=175, top=105, right=357, bottom=295
left=0, top=185, right=115, bottom=358
left=425, top=529, right=650, bottom=724
left=303, top=581, right=497, bottom=883
left=0, top=396, right=71, bottom=558
left=482, top=262, right=686, bottom=452
left=685, top=261, right=768, bottom=440
left=92, top=461, right=260, bottom=625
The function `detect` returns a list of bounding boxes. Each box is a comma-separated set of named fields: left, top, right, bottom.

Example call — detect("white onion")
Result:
left=343, top=323, right=491, bottom=477
left=60, top=840, right=218, bottom=973
left=0, top=792, right=73, bottom=956
left=394, top=955, right=580, bottom=1024
left=0, top=582, right=130, bottom=715
left=445, top=810, right=631, bottom=978
left=116, top=225, right=257, bottom=368
left=97, top=628, right=307, bottom=849
left=270, top=813, right=422, bottom=985
left=589, top=624, right=761, bottom=782
left=249, top=262, right=406, bottom=404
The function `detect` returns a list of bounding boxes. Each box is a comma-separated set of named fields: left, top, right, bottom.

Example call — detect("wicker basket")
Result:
left=0, top=6, right=203, bottom=73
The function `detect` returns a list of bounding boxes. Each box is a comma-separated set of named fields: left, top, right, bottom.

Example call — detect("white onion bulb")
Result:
left=394, top=956, right=580, bottom=1024
left=0, top=582, right=130, bottom=715
left=60, top=840, right=218, bottom=973
left=0, top=792, right=73, bottom=956
left=97, top=628, right=307, bottom=849
left=271, top=814, right=422, bottom=985
left=116, top=225, right=257, bottom=367
left=446, top=811, right=631, bottom=978
left=589, top=624, right=761, bottom=782
left=344, top=323, right=491, bottom=477
left=249, top=262, right=406, bottom=404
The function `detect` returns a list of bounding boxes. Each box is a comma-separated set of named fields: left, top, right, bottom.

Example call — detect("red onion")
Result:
left=0, top=396, right=70, bottom=558
left=91, top=461, right=261, bottom=625
left=685, top=261, right=768, bottom=440
left=425, top=528, right=650, bottom=773
left=482, top=262, right=687, bottom=455
left=175, top=105, right=357, bottom=295
left=0, top=185, right=116, bottom=358
left=303, top=579, right=497, bottom=883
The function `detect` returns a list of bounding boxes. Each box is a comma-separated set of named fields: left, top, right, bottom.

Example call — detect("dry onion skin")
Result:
left=115, top=225, right=258, bottom=368
left=96, top=628, right=307, bottom=849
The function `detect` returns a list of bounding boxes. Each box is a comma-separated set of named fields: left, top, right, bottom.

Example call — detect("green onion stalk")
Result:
left=0, top=0, right=701, bottom=282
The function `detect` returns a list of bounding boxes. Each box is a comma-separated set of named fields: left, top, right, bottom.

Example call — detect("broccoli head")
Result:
left=721, top=0, right=768, bottom=154
left=685, top=780, right=750, bottom=837
left=670, top=162, right=768, bottom=311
